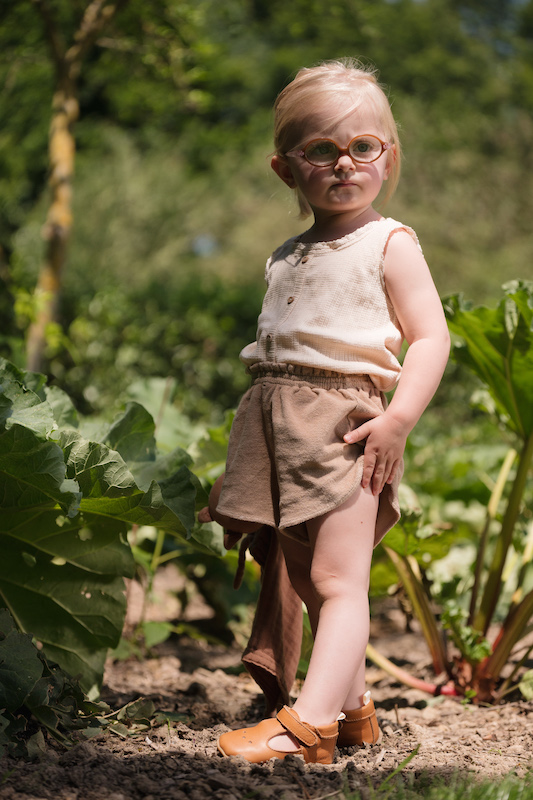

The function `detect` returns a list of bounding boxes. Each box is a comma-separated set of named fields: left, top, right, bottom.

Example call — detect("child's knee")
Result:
left=310, top=562, right=366, bottom=603
left=309, top=564, right=337, bottom=602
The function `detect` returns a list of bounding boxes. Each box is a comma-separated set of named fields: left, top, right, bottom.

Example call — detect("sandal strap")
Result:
left=276, top=706, right=318, bottom=747
left=344, top=698, right=376, bottom=722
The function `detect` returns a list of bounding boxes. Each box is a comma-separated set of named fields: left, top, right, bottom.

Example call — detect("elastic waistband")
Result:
left=247, top=361, right=375, bottom=390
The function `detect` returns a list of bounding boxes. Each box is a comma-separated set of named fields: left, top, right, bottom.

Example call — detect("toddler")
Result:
left=202, top=58, right=450, bottom=764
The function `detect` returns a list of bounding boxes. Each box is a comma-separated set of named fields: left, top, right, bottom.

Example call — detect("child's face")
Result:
left=272, top=104, right=393, bottom=227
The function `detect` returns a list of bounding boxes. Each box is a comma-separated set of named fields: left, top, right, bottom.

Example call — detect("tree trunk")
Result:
left=26, top=78, right=78, bottom=373
left=26, top=0, right=129, bottom=374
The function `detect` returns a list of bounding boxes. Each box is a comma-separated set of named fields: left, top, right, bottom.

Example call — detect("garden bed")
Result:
left=1, top=585, right=532, bottom=800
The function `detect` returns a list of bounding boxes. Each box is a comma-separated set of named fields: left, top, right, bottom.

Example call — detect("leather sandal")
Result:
left=337, top=693, right=381, bottom=748
left=217, top=706, right=339, bottom=764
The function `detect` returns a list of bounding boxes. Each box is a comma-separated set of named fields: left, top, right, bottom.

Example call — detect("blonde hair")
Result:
left=273, top=58, right=401, bottom=216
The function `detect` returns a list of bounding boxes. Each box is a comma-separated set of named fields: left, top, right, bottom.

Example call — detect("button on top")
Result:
left=287, top=296, right=295, bottom=304
left=301, top=256, right=309, bottom=263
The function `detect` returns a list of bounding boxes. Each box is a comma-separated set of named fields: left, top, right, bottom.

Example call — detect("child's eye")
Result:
left=350, top=137, right=381, bottom=160
left=307, top=141, right=336, bottom=158
left=353, top=140, right=374, bottom=153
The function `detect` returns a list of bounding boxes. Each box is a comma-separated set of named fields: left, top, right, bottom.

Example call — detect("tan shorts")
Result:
left=216, top=363, right=402, bottom=547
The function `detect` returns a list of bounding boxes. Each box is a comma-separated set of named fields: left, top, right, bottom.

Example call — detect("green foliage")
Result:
left=3, top=0, right=533, bottom=414
left=445, top=281, right=533, bottom=637
left=84, top=697, right=188, bottom=740
left=0, top=357, right=221, bottom=697
left=0, top=606, right=188, bottom=757
left=60, top=270, right=263, bottom=420
left=0, top=608, right=93, bottom=758
left=441, top=602, right=491, bottom=666
left=375, top=744, right=421, bottom=790
left=297, top=612, right=314, bottom=680
left=372, top=284, right=533, bottom=702
left=0, top=4, right=51, bottom=247
left=3, top=0, right=533, bottom=296
left=340, top=771, right=533, bottom=800
left=3, top=0, right=533, bottom=718
left=518, top=670, right=533, bottom=701
left=445, top=280, right=533, bottom=439
left=119, top=519, right=259, bottom=656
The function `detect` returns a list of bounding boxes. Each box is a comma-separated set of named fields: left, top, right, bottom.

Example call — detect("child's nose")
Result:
left=335, top=153, right=356, bottom=170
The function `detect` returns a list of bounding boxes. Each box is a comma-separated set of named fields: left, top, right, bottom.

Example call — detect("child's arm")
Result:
left=344, top=230, right=450, bottom=496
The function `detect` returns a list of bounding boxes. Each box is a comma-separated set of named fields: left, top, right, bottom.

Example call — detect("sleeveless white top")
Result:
left=240, top=217, right=421, bottom=392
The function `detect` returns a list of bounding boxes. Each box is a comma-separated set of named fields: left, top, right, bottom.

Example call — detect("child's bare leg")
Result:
left=271, top=486, right=378, bottom=751
left=295, top=486, right=377, bottom=720
left=279, top=527, right=370, bottom=706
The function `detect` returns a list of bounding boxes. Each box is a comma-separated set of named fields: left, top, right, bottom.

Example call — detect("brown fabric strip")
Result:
left=241, top=526, right=302, bottom=715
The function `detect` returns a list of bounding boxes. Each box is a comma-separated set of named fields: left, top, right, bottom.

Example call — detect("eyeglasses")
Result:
left=285, top=134, right=393, bottom=167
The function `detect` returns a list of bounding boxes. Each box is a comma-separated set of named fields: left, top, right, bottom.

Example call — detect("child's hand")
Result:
left=198, top=506, right=213, bottom=524
left=343, top=414, right=407, bottom=496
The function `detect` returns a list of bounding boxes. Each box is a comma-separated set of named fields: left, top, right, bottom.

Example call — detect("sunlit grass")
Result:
left=333, top=771, right=533, bottom=800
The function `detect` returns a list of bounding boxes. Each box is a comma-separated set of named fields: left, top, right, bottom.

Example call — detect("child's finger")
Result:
left=370, top=460, right=388, bottom=495
left=343, top=422, right=370, bottom=445
left=361, top=450, right=377, bottom=489
left=386, top=459, right=401, bottom=485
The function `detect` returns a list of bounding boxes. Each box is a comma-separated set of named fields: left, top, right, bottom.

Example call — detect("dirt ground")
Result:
left=1, top=566, right=532, bottom=800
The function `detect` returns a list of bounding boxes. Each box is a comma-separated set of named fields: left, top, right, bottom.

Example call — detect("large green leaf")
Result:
left=101, top=401, right=215, bottom=550
left=380, top=483, right=449, bottom=560
left=0, top=360, right=52, bottom=437
left=103, top=401, right=156, bottom=464
left=0, top=510, right=133, bottom=576
left=0, top=358, right=217, bottom=694
left=0, top=505, right=133, bottom=695
left=0, top=533, right=128, bottom=696
left=0, top=610, right=44, bottom=712
left=192, top=411, right=234, bottom=480
left=0, top=424, right=81, bottom=517
left=0, top=608, right=105, bottom=757
left=57, top=430, right=196, bottom=537
left=44, top=384, right=79, bottom=429
left=444, top=281, right=533, bottom=439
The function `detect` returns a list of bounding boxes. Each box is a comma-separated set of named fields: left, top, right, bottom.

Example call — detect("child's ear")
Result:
left=384, top=145, right=397, bottom=180
left=271, top=155, right=297, bottom=188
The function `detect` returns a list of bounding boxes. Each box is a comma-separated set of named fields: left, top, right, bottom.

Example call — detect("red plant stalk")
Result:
left=475, top=432, right=533, bottom=634
left=480, top=586, right=533, bottom=684
left=366, top=643, right=458, bottom=696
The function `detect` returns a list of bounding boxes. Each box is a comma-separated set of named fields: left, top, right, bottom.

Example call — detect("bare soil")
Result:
left=1, top=566, right=532, bottom=800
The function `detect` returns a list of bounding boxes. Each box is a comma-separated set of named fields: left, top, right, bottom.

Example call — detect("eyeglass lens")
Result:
left=305, top=136, right=384, bottom=166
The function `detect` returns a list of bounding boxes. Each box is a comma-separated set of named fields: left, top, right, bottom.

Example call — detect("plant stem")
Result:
left=495, top=643, right=533, bottom=701
left=474, top=432, right=533, bottom=634
left=366, top=643, right=458, bottom=696
left=468, top=448, right=516, bottom=625
left=150, top=528, right=166, bottom=574
left=509, top=520, right=533, bottom=611
left=482, top=586, right=533, bottom=683
left=154, top=376, right=173, bottom=437
left=384, top=546, right=449, bottom=675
